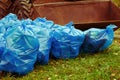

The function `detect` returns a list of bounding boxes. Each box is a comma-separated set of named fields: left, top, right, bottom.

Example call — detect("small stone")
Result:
left=48, top=77, right=51, bottom=80
left=55, top=74, right=58, bottom=77
left=113, top=53, right=118, bottom=55
left=111, top=73, right=116, bottom=76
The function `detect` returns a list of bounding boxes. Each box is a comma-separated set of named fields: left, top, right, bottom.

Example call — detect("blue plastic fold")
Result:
left=33, top=17, right=54, bottom=28
left=51, top=23, right=85, bottom=59
left=81, top=24, right=117, bottom=53
left=30, top=20, right=53, bottom=65
left=0, top=13, right=116, bottom=75
left=0, top=13, right=19, bottom=34
left=0, top=20, right=39, bottom=75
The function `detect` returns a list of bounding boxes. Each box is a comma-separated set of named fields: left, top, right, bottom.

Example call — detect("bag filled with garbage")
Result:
left=29, top=18, right=53, bottom=65
left=0, top=13, right=19, bottom=34
left=33, top=17, right=54, bottom=28
left=0, top=21, right=39, bottom=75
left=51, top=22, right=85, bottom=59
left=81, top=24, right=117, bottom=53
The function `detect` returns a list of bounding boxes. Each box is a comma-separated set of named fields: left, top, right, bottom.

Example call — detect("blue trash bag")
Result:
left=0, top=33, right=6, bottom=53
left=51, top=22, right=85, bottom=59
left=28, top=22, right=53, bottom=65
left=0, top=22, right=39, bottom=75
left=0, top=13, right=19, bottom=33
left=33, top=17, right=54, bottom=28
left=81, top=24, right=117, bottom=53
left=21, top=18, right=33, bottom=25
left=1, top=13, right=18, bottom=22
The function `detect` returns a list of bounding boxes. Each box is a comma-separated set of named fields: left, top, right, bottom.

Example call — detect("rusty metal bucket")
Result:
left=33, top=0, right=120, bottom=30
left=33, top=0, right=65, bottom=4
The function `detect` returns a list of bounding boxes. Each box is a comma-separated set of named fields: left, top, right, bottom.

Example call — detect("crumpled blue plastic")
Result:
left=29, top=19, right=53, bottom=65
left=0, top=21, right=39, bottom=75
left=0, top=13, right=19, bottom=34
left=81, top=24, right=117, bottom=53
left=0, top=33, right=6, bottom=53
left=1, top=13, right=18, bottom=22
left=0, top=13, right=117, bottom=75
left=51, top=22, right=85, bottom=59
left=33, top=17, right=54, bottom=28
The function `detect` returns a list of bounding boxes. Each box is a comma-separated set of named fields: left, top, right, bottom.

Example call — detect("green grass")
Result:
left=112, top=0, right=120, bottom=6
left=1, top=39, right=120, bottom=80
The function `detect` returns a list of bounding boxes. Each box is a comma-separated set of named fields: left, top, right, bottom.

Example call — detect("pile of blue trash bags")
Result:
left=0, top=13, right=117, bottom=75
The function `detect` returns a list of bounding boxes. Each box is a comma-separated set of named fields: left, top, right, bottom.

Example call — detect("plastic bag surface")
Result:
left=81, top=24, right=116, bottom=53
left=51, top=22, right=85, bottom=59
left=0, top=21, right=39, bottom=75
left=33, top=17, right=54, bottom=28
left=0, top=13, right=19, bottom=34
left=30, top=19, right=53, bottom=65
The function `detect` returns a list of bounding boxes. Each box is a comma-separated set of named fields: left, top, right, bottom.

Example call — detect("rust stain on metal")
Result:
left=33, top=0, right=65, bottom=4
left=33, top=0, right=120, bottom=30
left=0, top=0, right=120, bottom=30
